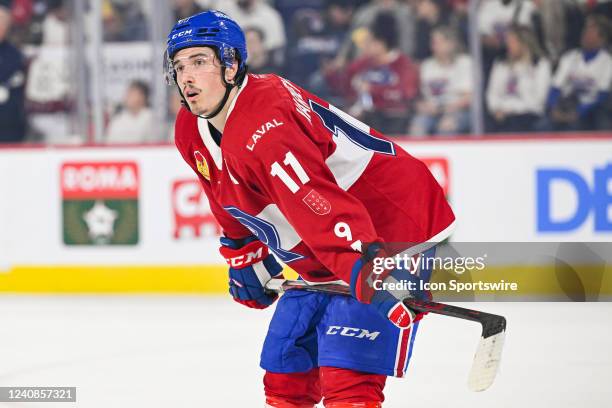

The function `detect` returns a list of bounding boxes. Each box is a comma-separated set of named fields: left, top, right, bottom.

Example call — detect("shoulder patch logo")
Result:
left=194, top=151, right=210, bottom=181
left=302, top=189, right=331, bottom=215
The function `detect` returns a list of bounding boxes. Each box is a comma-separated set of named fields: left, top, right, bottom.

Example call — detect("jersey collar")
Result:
left=197, top=117, right=223, bottom=170
left=195, top=75, right=249, bottom=171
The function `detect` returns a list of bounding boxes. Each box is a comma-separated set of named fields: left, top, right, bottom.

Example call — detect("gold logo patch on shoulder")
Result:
left=194, top=151, right=210, bottom=181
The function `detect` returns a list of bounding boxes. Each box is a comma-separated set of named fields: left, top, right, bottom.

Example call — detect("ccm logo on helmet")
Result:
left=326, top=326, right=380, bottom=341
left=172, top=29, right=193, bottom=40
left=226, top=247, right=265, bottom=267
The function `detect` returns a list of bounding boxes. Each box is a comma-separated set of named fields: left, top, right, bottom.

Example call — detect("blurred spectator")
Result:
left=335, top=0, right=415, bottom=67
left=478, top=0, right=536, bottom=44
left=563, top=0, right=612, bottom=51
left=478, top=0, right=536, bottom=80
left=410, top=27, right=472, bottom=136
left=531, top=0, right=567, bottom=63
left=5, top=0, right=34, bottom=44
left=168, top=89, right=183, bottom=141
left=8, top=0, right=51, bottom=45
left=588, top=0, right=612, bottom=19
left=0, top=5, right=27, bottom=143
left=25, top=43, right=72, bottom=143
left=41, top=0, right=67, bottom=45
left=217, top=0, right=286, bottom=53
left=9, top=0, right=33, bottom=28
left=547, top=15, right=612, bottom=131
left=486, top=25, right=551, bottom=133
left=103, top=0, right=149, bottom=42
left=286, top=0, right=354, bottom=100
left=245, top=27, right=282, bottom=74
left=173, top=0, right=204, bottom=22
left=448, top=0, right=469, bottom=47
left=326, top=12, right=419, bottom=134
left=413, top=0, right=451, bottom=61
left=106, top=80, right=154, bottom=143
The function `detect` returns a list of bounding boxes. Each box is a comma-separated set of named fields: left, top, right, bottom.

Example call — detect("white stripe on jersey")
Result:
left=197, top=117, right=223, bottom=170
left=325, top=126, right=374, bottom=191
left=324, top=105, right=375, bottom=191
left=224, top=159, right=240, bottom=184
left=257, top=203, right=303, bottom=252
left=196, top=76, right=251, bottom=171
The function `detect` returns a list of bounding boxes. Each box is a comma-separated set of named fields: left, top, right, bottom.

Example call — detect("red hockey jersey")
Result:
left=174, top=74, right=455, bottom=284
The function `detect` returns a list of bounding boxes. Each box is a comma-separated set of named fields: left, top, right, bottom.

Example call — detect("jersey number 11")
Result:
left=270, top=151, right=310, bottom=193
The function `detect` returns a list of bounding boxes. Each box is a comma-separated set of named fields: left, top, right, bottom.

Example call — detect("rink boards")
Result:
left=0, top=134, right=610, bottom=294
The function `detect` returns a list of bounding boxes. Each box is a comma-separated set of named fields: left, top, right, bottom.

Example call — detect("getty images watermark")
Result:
left=371, top=251, right=519, bottom=293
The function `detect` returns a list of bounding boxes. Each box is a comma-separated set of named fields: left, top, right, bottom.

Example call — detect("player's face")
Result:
left=173, top=47, right=226, bottom=116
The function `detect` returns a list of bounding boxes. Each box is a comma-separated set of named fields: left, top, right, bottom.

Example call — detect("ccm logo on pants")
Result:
left=325, top=326, right=380, bottom=341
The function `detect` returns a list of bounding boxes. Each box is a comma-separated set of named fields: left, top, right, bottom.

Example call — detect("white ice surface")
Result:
left=0, top=297, right=610, bottom=407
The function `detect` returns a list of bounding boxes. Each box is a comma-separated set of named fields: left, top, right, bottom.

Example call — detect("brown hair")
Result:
left=507, top=24, right=544, bottom=62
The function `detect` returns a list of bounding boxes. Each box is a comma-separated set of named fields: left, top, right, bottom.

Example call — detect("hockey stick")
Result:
left=265, top=278, right=506, bottom=392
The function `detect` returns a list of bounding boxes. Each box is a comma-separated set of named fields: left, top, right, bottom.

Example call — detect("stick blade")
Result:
left=467, top=330, right=506, bottom=392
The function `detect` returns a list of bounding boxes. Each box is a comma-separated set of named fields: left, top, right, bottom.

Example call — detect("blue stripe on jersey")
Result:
left=224, top=206, right=305, bottom=263
left=310, top=100, right=396, bottom=156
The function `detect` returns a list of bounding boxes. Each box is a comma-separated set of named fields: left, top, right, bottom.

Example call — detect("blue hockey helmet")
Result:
left=164, top=10, right=248, bottom=84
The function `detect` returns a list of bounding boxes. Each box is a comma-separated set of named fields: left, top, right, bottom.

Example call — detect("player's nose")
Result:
left=180, top=69, right=196, bottom=85
left=179, top=76, right=195, bottom=91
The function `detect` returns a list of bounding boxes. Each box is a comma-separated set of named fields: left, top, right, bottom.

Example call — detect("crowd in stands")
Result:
left=0, top=5, right=26, bottom=143
left=0, top=0, right=611, bottom=144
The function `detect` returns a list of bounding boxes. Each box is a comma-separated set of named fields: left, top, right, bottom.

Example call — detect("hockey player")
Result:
left=166, top=10, right=455, bottom=407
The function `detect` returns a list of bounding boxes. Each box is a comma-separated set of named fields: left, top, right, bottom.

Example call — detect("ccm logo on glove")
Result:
left=220, top=240, right=268, bottom=267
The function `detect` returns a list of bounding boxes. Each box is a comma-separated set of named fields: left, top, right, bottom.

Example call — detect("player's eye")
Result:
left=174, top=63, right=184, bottom=73
left=194, top=57, right=208, bottom=67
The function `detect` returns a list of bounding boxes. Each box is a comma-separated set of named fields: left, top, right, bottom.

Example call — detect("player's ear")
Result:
left=225, top=62, right=239, bottom=84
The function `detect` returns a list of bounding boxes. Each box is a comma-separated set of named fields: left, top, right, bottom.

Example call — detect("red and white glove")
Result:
left=219, top=236, right=283, bottom=309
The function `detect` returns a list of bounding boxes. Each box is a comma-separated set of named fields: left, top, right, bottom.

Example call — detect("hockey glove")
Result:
left=350, top=243, right=430, bottom=329
left=219, top=236, right=283, bottom=309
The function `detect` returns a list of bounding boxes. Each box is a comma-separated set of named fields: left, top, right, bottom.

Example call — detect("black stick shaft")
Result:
left=274, top=279, right=506, bottom=337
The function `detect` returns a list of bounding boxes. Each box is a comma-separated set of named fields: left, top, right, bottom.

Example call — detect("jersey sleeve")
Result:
left=202, top=178, right=253, bottom=239
left=230, top=113, right=381, bottom=283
